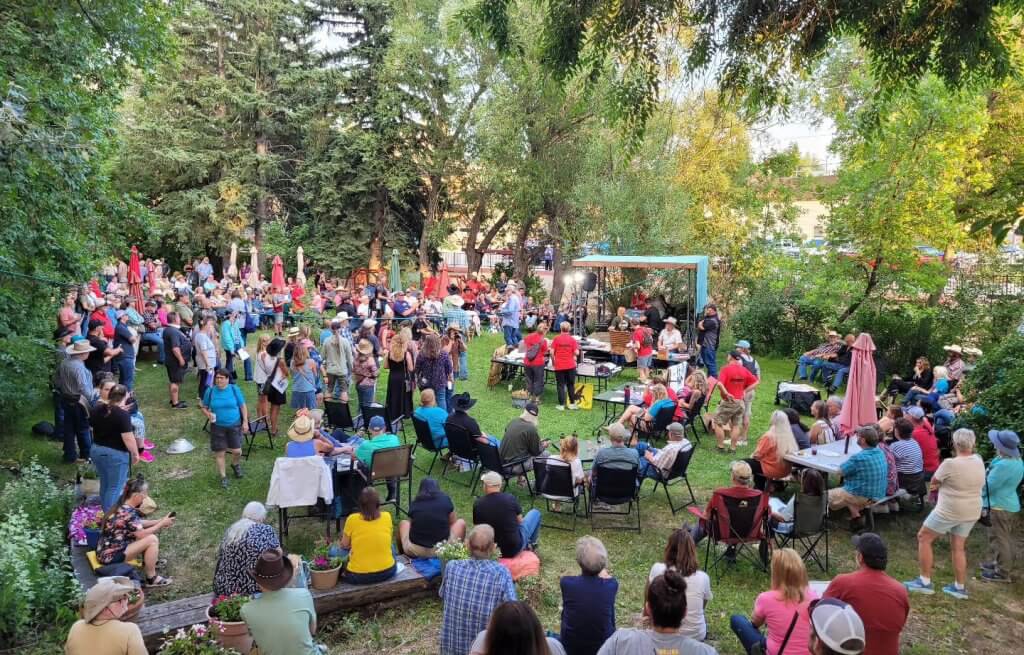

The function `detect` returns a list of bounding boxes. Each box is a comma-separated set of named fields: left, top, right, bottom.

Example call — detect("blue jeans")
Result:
left=457, top=351, right=469, bottom=380
left=902, top=389, right=927, bottom=407
left=356, top=384, right=376, bottom=408
left=730, top=614, right=766, bottom=654
left=141, top=329, right=165, bottom=363
left=92, top=445, right=130, bottom=511
left=797, top=354, right=817, bottom=379
left=934, top=409, right=956, bottom=429
left=240, top=330, right=254, bottom=380
left=53, top=389, right=65, bottom=440
left=115, top=358, right=135, bottom=391
left=517, top=508, right=542, bottom=553
left=434, top=387, right=448, bottom=412
left=224, top=350, right=238, bottom=380
left=503, top=325, right=522, bottom=347
left=701, top=345, right=718, bottom=377
left=813, top=361, right=848, bottom=388
left=61, top=399, right=92, bottom=462
left=635, top=442, right=661, bottom=480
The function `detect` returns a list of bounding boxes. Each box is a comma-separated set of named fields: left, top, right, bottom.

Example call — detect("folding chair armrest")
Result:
left=686, top=506, right=706, bottom=520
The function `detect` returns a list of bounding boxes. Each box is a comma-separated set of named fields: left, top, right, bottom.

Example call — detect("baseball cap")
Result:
left=667, top=422, right=685, bottom=434
left=736, top=339, right=751, bottom=349
left=480, top=471, right=503, bottom=487
left=810, top=598, right=865, bottom=655
left=368, top=416, right=386, bottom=431
left=905, top=406, right=925, bottom=419
left=851, top=532, right=887, bottom=570
left=524, top=401, right=539, bottom=417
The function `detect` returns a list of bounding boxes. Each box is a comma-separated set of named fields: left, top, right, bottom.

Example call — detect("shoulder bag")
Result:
left=776, top=609, right=801, bottom=655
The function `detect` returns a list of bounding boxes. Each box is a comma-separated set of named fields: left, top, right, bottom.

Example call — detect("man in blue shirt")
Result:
left=391, top=290, right=413, bottom=318
left=829, top=426, right=889, bottom=529
left=498, top=282, right=522, bottom=347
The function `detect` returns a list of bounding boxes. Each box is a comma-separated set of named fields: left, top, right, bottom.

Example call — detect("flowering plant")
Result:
left=208, top=593, right=250, bottom=622
left=157, top=624, right=236, bottom=654
left=69, top=504, right=104, bottom=545
left=308, top=537, right=342, bottom=571
left=434, top=540, right=470, bottom=565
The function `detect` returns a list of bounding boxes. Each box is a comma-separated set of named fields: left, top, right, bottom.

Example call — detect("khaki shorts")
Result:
left=715, top=399, right=745, bottom=430
left=743, top=389, right=755, bottom=419
left=400, top=532, right=438, bottom=559
left=828, top=487, right=871, bottom=512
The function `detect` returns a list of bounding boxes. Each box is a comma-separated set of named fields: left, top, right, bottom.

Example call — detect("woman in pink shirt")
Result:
left=730, top=548, right=818, bottom=655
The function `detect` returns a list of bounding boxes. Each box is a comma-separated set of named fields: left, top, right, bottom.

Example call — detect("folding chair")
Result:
left=588, top=463, right=641, bottom=533
left=411, top=415, right=446, bottom=476
left=442, top=421, right=481, bottom=487
left=681, top=393, right=707, bottom=445
left=359, top=403, right=405, bottom=439
left=773, top=488, right=829, bottom=573
left=632, top=402, right=677, bottom=446
left=641, top=446, right=697, bottom=514
left=690, top=487, right=770, bottom=579
left=534, top=456, right=587, bottom=531
left=267, top=457, right=334, bottom=537
left=898, top=471, right=927, bottom=512
left=474, top=441, right=532, bottom=497
left=324, top=399, right=355, bottom=431
left=244, top=415, right=275, bottom=458
left=368, top=444, right=414, bottom=517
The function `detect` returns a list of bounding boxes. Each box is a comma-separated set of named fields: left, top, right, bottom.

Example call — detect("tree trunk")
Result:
left=549, top=218, right=565, bottom=307
left=840, top=257, right=882, bottom=321
left=419, top=174, right=442, bottom=275
left=369, top=189, right=385, bottom=271
left=463, top=192, right=487, bottom=276
left=512, top=215, right=539, bottom=279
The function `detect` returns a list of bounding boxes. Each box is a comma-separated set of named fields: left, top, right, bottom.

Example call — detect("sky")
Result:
left=753, top=117, right=838, bottom=175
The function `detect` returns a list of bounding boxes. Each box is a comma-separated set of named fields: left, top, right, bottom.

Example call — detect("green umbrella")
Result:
left=389, top=249, right=402, bottom=294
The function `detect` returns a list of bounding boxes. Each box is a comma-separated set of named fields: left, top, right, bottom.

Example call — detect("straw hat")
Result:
left=334, top=311, right=350, bottom=322
left=81, top=576, right=136, bottom=623
left=963, top=346, right=983, bottom=357
left=356, top=339, right=374, bottom=355
left=287, top=327, right=300, bottom=338
left=66, top=340, right=97, bottom=356
left=943, top=344, right=963, bottom=354
left=287, top=415, right=315, bottom=442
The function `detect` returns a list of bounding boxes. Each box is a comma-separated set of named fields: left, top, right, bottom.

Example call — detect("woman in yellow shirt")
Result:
left=340, top=487, right=397, bottom=584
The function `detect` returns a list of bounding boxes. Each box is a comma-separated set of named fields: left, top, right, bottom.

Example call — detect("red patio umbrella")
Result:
left=127, top=246, right=144, bottom=314
left=838, top=332, right=878, bottom=440
left=436, top=262, right=450, bottom=299
left=148, top=256, right=158, bottom=296
left=271, top=255, right=286, bottom=292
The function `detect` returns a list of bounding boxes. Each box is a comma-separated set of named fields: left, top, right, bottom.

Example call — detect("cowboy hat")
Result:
left=287, top=415, right=315, bottom=442
left=334, top=311, right=350, bottom=322
left=361, top=318, right=377, bottom=329
left=664, top=316, right=678, bottom=325
left=445, top=323, right=463, bottom=333
left=356, top=339, right=374, bottom=355
left=286, top=327, right=300, bottom=338
left=963, top=346, right=983, bottom=357
left=452, top=392, right=477, bottom=411
left=943, top=344, right=963, bottom=354
left=66, top=340, right=97, bottom=356
left=81, top=576, right=137, bottom=623
left=249, top=549, right=294, bottom=591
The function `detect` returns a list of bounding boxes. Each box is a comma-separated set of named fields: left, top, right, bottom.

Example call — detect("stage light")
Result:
left=573, top=271, right=584, bottom=283
left=562, top=274, right=574, bottom=285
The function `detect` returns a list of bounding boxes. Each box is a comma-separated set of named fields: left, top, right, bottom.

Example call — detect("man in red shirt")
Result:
left=906, top=406, right=940, bottom=477
left=713, top=351, right=759, bottom=451
left=630, top=318, right=654, bottom=383
left=824, top=533, right=909, bottom=655
left=522, top=321, right=549, bottom=403
left=551, top=321, right=580, bottom=410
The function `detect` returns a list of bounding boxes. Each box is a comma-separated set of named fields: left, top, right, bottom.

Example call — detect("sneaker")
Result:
left=979, top=561, right=996, bottom=572
left=942, top=583, right=968, bottom=600
left=220, top=477, right=229, bottom=489
left=139, top=450, right=155, bottom=463
left=979, top=570, right=1011, bottom=584
left=904, top=577, right=934, bottom=594
left=735, top=440, right=748, bottom=447
left=231, top=463, right=244, bottom=479
left=568, top=403, right=579, bottom=410
left=142, top=439, right=155, bottom=450
left=556, top=405, right=565, bottom=411
left=171, top=401, right=188, bottom=409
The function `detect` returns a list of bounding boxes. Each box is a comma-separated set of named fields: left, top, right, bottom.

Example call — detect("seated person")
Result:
left=877, top=405, right=904, bottom=440
left=448, top=392, right=496, bottom=446
left=560, top=537, right=619, bottom=655
left=355, top=415, right=402, bottom=498
left=214, top=501, right=281, bottom=597
left=730, top=549, right=819, bottom=655
left=598, top=570, right=716, bottom=654
left=827, top=426, right=888, bottom=529
left=637, top=422, right=693, bottom=481
left=618, top=383, right=675, bottom=431
left=648, top=529, right=712, bottom=642
left=470, top=601, right=567, bottom=655
left=783, top=408, right=812, bottom=450
left=592, top=423, right=641, bottom=486
left=796, top=331, right=842, bottom=381
left=64, top=576, right=145, bottom=655
left=473, top=471, right=542, bottom=558
left=808, top=599, right=867, bottom=655
left=688, top=460, right=756, bottom=544
left=499, top=402, right=550, bottom=474
left=811, top=333, right=854, bottom=391
left=398, top=478, right=466, bottom=558
left=890, top=418, right=925, bottom=491
left=241, top=549, right=322, bottom=655
left=284, top=414, right=321, bottom=457
left=550, top=435, right=586, bottom=494
left=413, top=388, right=448, bottom=448
left=769, top=469, right=825, bottom=534
left=744, top=410, right=798, bottom=491
left=905, top=406, right=940, bottom=478
left=903, top=365, right=950, bottom=407
left=338, top=487, right=397, bottom=584
left=96, top=475, right=175, bottom=588
left=885, top=356, right=933, bottom=402
left=678, top=369, right=710, bottom=418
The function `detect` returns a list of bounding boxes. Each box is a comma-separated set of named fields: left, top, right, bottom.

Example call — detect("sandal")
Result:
left=144, top=575, right=173, bottom=588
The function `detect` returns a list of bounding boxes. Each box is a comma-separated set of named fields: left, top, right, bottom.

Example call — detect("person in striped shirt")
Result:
left=796, top=331, right=842, bottom=381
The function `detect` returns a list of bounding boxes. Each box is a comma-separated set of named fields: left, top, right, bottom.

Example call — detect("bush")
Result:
left=961, top=334, right=1024, bottom=438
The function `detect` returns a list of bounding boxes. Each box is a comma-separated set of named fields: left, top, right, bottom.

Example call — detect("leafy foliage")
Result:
left=963, top=334, right=1024, bottom=436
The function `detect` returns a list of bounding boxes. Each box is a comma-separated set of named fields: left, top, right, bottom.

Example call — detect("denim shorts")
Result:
left=637, top=355, right=653, bottom=368
left=923, top=510, right=977, bottom=537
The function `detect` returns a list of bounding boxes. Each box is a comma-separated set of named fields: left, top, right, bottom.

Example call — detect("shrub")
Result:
left=961, top=334, right=1024, bottom=438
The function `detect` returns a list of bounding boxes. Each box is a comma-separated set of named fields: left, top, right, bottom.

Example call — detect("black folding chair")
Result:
left=632, top=402, right=677, bottom=447
left=360, top=403, right=405, bottom=440
left=588, top=463, right=641, bottom=533
left=534, top=456, right=587, bottom=531
left=773, top=489, right=829, bottom=573
left=411, top=415, right=446, bottom=476
left=244, top=415, right=275, bottom=458
left=691, top=487, right=770, bottom=579
left=324, top=399, right=356, bottom=431
left=641, top=446, right=697, bottom=514
left=367, top=444, right=414, bottom=517
left=474, top=441, right=532, bottom=497
left=898, top=471, right=927, bottom=512
left=442, top=421, right=481, bottom=487
left=681, top=393, right=707, bottom=445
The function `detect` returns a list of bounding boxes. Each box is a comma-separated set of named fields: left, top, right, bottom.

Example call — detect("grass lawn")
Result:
left=4, top=331, right=1022, bottom=654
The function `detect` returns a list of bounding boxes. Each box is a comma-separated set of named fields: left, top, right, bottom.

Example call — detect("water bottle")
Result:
left=624, top=385, right=631, bottom=404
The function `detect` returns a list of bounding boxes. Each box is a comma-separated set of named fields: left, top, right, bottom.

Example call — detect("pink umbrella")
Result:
left=837, top=333, right=878, bottom=438
left=436, top=262, right=450, bottom=299
left=127, top=246, right=144, bottom=314
left=148, top=257, right=158, bottom=296
left=271, top=255, right=286, bottom=292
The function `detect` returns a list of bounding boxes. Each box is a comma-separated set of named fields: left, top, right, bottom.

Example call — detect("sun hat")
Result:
left=286, top=327, right=300, bottom=338
left=81, top=576, right=136, bottom=623
left=809, top=598, right=865, bottom=655
left=736, top=339, right=751, bottom=349
left=300, top=338, right=314, bottom=349
left=905, top=406, right=925, bottom=420
left=452, top=392, right=477, bottom=412
left=249, top=549, right=294, bottom=591
left=287, top=415, right=315, bottom=442
left=335, top=311, right=350, bottom=322
left=664, top=316, right=678, bottom=325
left=943, top=344, right=963, bottom=354
left=362, top=318, right=377, bottom=329
left=368, top=415, right=386, bottom=431
left=963, top=346, right=983, bottom=357
left=480, top=471, right=503, bottom=487
left=66, top=340, right=97, bottom=356
left=166, top=438, right=195, bottom=454
left=356, top=339, right=374, bottom=355
left=266, top=338, right=286, bottom=357
left=988, top=429, right=1020, bottom=457
left=851, top=532, right=888, bottom=570
left=827, top=330, right=839, bottom=337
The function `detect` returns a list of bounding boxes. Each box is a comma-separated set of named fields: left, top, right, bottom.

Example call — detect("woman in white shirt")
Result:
left=808, top=400, right=837, bottom=444
left=194, top=316, right=219, bottom=401
left=647, top=528, right=712, bottom=641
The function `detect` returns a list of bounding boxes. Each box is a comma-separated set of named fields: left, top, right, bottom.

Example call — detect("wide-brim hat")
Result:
left=963, top=346, right=983, bottom=357
left=827, top=330, right=840, bottom=337
left=249, top=549, right=294, bottom=591
left=664, top=316, right=678, bottom=325
left=943, top=344, right=963, bottom=354
left=335, top=311, right=350, bottom=322
left=287, top=415, right=315, bottom=442
left=446, top=324, right=463, bottom=333
left=81, top=576, right=136, bottom=623
left=452, top=392, right=477, bottom=411
left=287, top=327, right=301, bottom=338
left=356, top=339, right=374, bottom=355
left=66, top=340, right=97, bottom=355
left=266, top=338, right=286, bottom=358
left=361, top=319, right=377, bottom=329
left=166, top=438, right=195, bottom=454
left=988, top=429, right=1020, bottom=457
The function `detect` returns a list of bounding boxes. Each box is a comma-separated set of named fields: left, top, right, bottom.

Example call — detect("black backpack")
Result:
left=641, top=328, right=654, bottom=349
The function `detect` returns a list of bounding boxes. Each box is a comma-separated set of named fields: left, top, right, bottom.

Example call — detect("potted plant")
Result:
left=434, top=540, right=471, bottom=577
left=82, top=515, right=103, bottom=550
left=123, top=586, right=145, bottom=620
left=69, top=504, right=103, bottom=547
left=157, top=623, right=237, bottom=654
left=206, top=593, right=253, bottom=654
left=309, top=538, right=342, bottom=590
left=79, top=466, right=100, bottom=496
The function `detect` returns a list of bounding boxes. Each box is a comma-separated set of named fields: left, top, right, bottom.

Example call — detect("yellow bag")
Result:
left=575, top=383, right=594, bottom=410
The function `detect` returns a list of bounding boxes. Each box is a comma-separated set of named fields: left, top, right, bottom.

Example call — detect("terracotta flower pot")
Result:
left=309, top=565, right=341, bottom=590
left=205, top=606, right=253, bottom=654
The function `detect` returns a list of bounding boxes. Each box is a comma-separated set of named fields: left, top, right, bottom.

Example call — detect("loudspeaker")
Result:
left=581, top=272, right=598, bottom=292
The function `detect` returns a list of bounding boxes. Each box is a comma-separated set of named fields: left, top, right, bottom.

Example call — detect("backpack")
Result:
left=525, top=338, right=543, bottom=362
left=641, top=328, right=654, bottom=349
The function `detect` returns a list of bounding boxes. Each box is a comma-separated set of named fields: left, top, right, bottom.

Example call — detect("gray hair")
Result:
left=952, top=428, right=976, bottom=453
left=575, top=536, right=609, bottom=576
left=224, top=502, right=268, bottom=544
left=826, top=395, right=843, bottom=409
left=468, top=524, right=496, bottom=559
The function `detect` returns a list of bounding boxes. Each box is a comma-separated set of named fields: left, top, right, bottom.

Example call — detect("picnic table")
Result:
left=490, top=354, right=623, bottom=392
left=593, top=383, right=646, bottom=430
left=784, top=438, right=862, bottom=476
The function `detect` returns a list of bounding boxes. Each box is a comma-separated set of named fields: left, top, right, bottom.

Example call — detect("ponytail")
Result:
left=101, top=475, right=147, bottom=531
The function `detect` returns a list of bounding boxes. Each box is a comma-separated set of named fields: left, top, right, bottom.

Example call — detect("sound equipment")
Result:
left=581, top=272, right=598, bottom=292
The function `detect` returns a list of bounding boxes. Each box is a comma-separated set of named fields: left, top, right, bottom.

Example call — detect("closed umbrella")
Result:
left=127, top=246, right=144, bottom=314
left=271, top=255, right=286, bottom=292
left=247, top=247, right=260, bottom=287
left=437, top=262, right=450, bottom=299
left=837, top=332, right=878, bottom=440
left=227, top=243, right=238, bottom=280
left=389, top=249, right=402, bottom=294
left=296, top=246, right=306, bottom=287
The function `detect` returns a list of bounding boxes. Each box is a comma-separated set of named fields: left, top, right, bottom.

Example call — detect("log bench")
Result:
left=71, top=546, right=435, bottom=651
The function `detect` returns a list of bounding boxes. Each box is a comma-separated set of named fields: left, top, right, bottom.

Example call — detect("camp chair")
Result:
left=640, top=446, right=697, bottom=514
left=632, top=402, right=677, bottom=447
left=323, top=399, right=356, bottom=431
left=681, top=393, right=707, bottom=445
left=442, top=421, right=481, bottom=487
left=367, top=444, right=414, bottom=517
left=474, top=440, right=532, bottom=497
left=243, top=415, right=274, bottom=458
left=359, top=403, right=406, bottom=440
left=411, top=415, right=446, bottom=476
left=267, top=457, right=334, bottom=537
left=588, top=463, right=641, bottom=533
left=898, top=471, right=927, bottom=512
left=773, top=487, right=829, bottom=572
left=534, top=456, right=587, bottom=532
left=689, top=486, right=770, bottom=579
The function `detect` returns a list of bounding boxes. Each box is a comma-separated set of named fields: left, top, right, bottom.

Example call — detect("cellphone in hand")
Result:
left=168, top=511, right=177, bottom=518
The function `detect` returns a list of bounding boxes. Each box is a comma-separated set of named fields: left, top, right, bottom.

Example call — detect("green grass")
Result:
left=3, top=331, right=1022, bottom=654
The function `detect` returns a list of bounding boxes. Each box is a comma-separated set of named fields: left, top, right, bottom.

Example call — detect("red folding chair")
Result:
left=688, top=486, right=770, bottom=578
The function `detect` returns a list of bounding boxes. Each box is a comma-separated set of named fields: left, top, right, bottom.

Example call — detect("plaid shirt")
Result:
left=840, top=446, right=889, bottom=500
left=443, top=307, right=470, bottom=333
left=808, top=341, right=841, bottom=358
left=439, top=559, right=516, bottom=655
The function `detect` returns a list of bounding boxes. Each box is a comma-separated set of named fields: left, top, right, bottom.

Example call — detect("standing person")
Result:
left=258, top=338, right=288, bottom=435
left=473, top=471, right=542, bottom=558
left=162, top=312, right=192, bottom=409
left=647, top=529, right=713, bottom=642
left=905, top=406, right=940, bottom=478
left=446, top=325, right=469, bottom=381
left=522, top=321, right=549, bottom=404
left=824, top=533, right=909, bottom=655
left=289, top=344, right=319, bottom=411
left=86, top=319, right=120, bottom=379
left=551, top=321, right=581, bottom=411
left=89, top=385, right=141, bottom=511
left=730, top=548, right=818, bottom=655
left=271, top=287, right=289, bottom=337
left=385, top=327, right=415, bottom=421
left=220, top=309, right=243, bottom=381
left=498, top=281, right=522, bottom=347
left=194, top=316, right=219, bottom=402
left=559, top=537, right=618, bottom=655
left=415, top=332, right=453, bottom=412
left=904, top=428, right=986, bottom=599
left=980, top=430, right=1023, bottom=583
left=322, top=318, right=353, bottom=401
left=735, top=339, right=760, bottom=443
left=629, top=318, right=654, bottom=384
left=240, top=549, right=322, bottom=655
left=56, top=339, right=98, bottom=462
left=696, top=303, right=721, bottom=377
left=201, top=368, right=249, bottom=488
left=353, top=338, right=379, bottom=408
left=111, top=311, right=136, bottom=391
left=713, top=351, right=759, bottom=451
